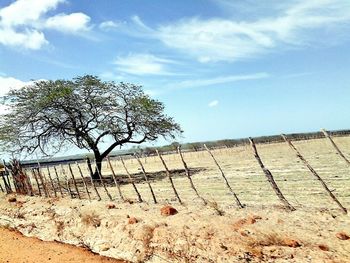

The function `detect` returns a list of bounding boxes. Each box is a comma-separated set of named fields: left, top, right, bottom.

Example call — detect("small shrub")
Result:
left=55, top=221, right=65, bottom=236
left=81, top=212, right=101, bottom=227
left=14, top=210, right=25, bottom=219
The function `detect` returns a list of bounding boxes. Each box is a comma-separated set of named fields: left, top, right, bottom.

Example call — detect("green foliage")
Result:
left=0, top=75, right=182, bottom=160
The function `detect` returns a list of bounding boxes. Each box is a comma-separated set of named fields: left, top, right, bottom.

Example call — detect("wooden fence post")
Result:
left=107, top=157, right=125, bottom=201
left=282, top=134, right=347, bottom=214
left=134, top=154, right=157, bottom=204
left=85, top=158, right=101, bottom=201
left=1, top=172, right=12, bottom=194
left=68, top=164, right=81, bottom=199
left=321, top=129, right=350, bottom=166
left=178, top=146, right=207, bottom=205
left=156, top=149, right=182, bottom=204
left=249, top=137, right=295, bottom=211
left=60, top=165, right=73, bottom=199
left=53, top=166, right=64, bottom=197
left=46, top=167, right=57, bottom=198
left=23, top=170, right=34, bottom=196
left=31, top=169, right=42, bottom=196
left=96, top=163, right=113, bottom=201
left=204, top=144, right=243, bottom=208
left=120, top=157, right=143, bottom=202
left=76, top=162, right=91, bottom=201
left=36, top=168, right=49, bottom=197
left=3, top=162, right=14, bottom=193
left=42, top=171, right=52, bottom=198
left=0, top=178, right=4, bottom=193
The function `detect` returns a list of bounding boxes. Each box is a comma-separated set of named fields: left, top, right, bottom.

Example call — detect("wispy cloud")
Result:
left=145, top=72, right=269, bottom=95
left=0, top=0, right=92, bottom=50
left=99, top=20, right=123, bottom=31
left=168, top=72, right=269, bottom=90
left=113, top=53, right=177, bottom=75
left=208, top=100, right=219, bottom=107
left=129, top=0, right=350, bottom=63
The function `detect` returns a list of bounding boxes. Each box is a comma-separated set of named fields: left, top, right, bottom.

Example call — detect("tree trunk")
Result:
left=90, top=152, right=103, bottom=180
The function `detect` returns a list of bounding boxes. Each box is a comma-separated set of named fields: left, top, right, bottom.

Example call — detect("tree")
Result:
left=0, top=75, right=182, bottom=179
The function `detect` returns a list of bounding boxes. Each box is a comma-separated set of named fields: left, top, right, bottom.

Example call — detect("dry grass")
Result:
left=55, top=220, right=64, bottom=236
left=243, top=232, right=302, bottom=260
left=81, top=212, right=101, bottom=228
left=18, top=137, right=350, bottom=211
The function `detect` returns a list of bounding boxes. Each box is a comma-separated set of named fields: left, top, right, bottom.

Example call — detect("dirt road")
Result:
left=0, top=227, right=126, bottom=263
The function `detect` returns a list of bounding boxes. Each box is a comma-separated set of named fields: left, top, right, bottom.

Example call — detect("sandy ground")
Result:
left=0, top=226, right=127, bottom=263
left=1, top=193, right=350, bottom=262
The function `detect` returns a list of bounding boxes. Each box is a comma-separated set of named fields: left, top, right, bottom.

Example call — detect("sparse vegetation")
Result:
left=81, top=212, right=101, bottom=228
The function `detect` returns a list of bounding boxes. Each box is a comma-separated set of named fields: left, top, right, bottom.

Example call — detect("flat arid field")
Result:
left=1, top=136, right=350, bottom=262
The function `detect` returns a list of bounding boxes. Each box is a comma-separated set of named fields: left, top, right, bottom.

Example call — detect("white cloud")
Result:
left=208, top=100, right=219, bottom=107
left=0, top=76, right=29, bottom=96
left=170, top=72, right=269, bottom=90
left=0, top=28, right=48, bottom=50
left=132, top=0, right=350, bottom=63
left=0, top=0, right=64, bottom=27
left=44, top=13, right=91, bottom=33
left=0, top=0, right=91, bottom=49
left=99, top=20, right=122, bottom=31
left=0, top=76, right=40, bottom=114
left=113, top=53, right=176, bottom=75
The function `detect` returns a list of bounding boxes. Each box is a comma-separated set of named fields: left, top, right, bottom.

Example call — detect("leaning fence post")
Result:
left=0, top=178, right=4, bottom=193
left=42, top=171, right=53, bottom=198
left=156, top=149, right=182, bottom=204
left=282, top=134, right=347, bottom=214
left=178, top=146, right=207, bottom=205
left=106, top=157, right=125, bottom=201
left=249, top=137, right=295, bottom=211
left=85, top=158, right=101, bottom=201
left=76, top=162, right=91, bottom=201
left=95, top=162, right=113, bottom=201
left=37, top=168, right=49, bottom=197
left=53, top=166, right=64, bottom=197
left=120, top=157, right=143, bottom=202
left=1, top=172, right=11, bottom=194
left=3, top=162, right=13, bottom=193
left=134, top=154, right=157, bottom=204
left=23, top=170, right=34, bottom=196
left=68, top=164, right=81, bottom=199
left=31, top=169, right=42, bottom=196
left=46, top=167, right=57, bottom=198
left=60, top=165, right=73, bottom=199
left=204, top=144, right=243, bottom=208
left=321, top=129, right=350, bottom=166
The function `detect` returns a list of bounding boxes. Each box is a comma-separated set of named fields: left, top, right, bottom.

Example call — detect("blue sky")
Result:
left=1, top=0, right=350, bottom=154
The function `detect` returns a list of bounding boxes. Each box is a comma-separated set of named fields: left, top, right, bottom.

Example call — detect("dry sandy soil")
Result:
left=1, top=137, right=350, bottom=262
left=0, top=227, right=126, bottom=263
left=0, top=193, right=350, bottom=262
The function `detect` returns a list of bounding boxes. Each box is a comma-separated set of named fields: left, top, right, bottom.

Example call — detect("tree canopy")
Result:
left=0, top=75, right=181, bottom=177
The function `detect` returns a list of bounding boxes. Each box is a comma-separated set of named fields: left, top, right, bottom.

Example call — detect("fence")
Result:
left=1, top=129, right=349, bottom=214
